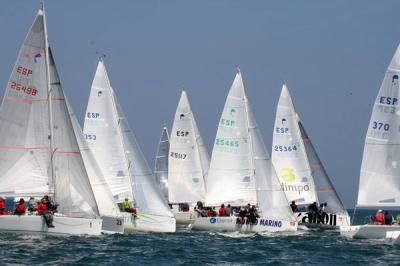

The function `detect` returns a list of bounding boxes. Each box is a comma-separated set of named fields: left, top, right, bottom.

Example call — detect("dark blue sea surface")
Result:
left=0, top=210, right=399, bottom=265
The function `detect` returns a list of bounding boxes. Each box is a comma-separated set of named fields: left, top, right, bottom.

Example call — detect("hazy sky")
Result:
left=0, top=1, right=399, bottom=208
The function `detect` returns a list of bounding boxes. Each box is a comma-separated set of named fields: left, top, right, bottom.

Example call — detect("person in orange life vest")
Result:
left=14, top=198, right=26, bottom=215
left=37, top=199, right=47, bottom=215
left=374, top=210, right=385, bottom=225
left=37, top=198, right=54, bottom=228
left=219, top=204, right=227, bottom=217
left=0, top=197, right=7, bottom=215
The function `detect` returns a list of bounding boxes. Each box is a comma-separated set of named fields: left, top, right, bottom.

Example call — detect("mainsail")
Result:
left=357, top=44, right=400, bottom=208
left=154, top=126, right=170, bottom=201
left=0, top=8, right=99, bottom=218
left=168, top=90, right=209, bottom=204
left=84, top=59, right=173, bottom=217
left=272, top=84, right=317, bottom=205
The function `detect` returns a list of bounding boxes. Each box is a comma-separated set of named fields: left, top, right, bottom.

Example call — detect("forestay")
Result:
left=84, top=60, right=172, bottom=218
left=168, top=90, right=209, bottom=204
left=154, top=126, right=170, bottom=201
left=0, top=9, right=99, bottom=218
left=357, top=44, right=400, bottom=208
left=205, top=71, right=256, bottom=207
left=272, top=84, right=317, bottom=205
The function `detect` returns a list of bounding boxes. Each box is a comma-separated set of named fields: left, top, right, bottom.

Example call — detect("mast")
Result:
left=42, top=2, right=56, bottom=196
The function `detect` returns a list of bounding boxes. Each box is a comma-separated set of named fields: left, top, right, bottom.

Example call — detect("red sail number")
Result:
left=16, top=66, right=33, bottom=76
left=10, top=82, right=38, bottom=96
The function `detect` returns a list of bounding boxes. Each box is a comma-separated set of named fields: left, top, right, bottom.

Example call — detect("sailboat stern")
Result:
left=101, top=215, right=124, bottom=234
left=122, top=212, right=176, bottom=233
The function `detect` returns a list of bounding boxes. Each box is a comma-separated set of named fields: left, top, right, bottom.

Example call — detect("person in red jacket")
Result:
left=37, top=198, right=54, bottom=228
left=207, top=208, right=216, bottom=217
left=37, top=199, right=47, bottom=215
left=219, top=204, right=227, bottom=217
left=374, top=210, right=385, bottom=225
left=0, top=197, right=7, bottom=215
left=14, top=198, right=26, bottom=215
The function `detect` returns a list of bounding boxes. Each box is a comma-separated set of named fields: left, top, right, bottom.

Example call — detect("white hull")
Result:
left=173, top=211, right=195, bottom=225
left=295, top=212, right=350, bottom=229
left=386, top=231, right=400, bottom=245
left=122, top=212, right=176, bottom=233
left=101, top=215, right=124, bottom=234
left=192, top=216, right=297, bottom=233
left=0, top=215, right=102, bottom=236
left=340, top=224, right=400, bottom=239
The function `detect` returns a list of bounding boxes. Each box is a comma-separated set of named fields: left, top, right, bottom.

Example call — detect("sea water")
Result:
left=0, top=210, right=399, bottom=265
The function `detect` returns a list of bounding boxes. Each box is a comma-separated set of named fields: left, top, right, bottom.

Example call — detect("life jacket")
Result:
left=375, top=212, right=385, bottom=224
left=182, top=204, right=190, bottom=212
left=123, top=201, right=131, bottom=211
left=37, top=202, right=47, bottom=215
left=15, top=203, right=26, bottom=214
left=0, top=199, right=7, bottom=215
left=219, top=208, right=227, bottom=217
left=207, top=209, right=214, bottom=217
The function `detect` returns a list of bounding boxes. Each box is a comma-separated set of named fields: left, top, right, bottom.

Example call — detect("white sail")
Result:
left=205, top=71, right=257, bottom=207
left=83, top=60, right=133, bottom=202
left=271, top=84, right=317, bottom=205
left=154, top=126, right=170, bottom=201
left=357, top=44, right=400, bottom=208
left=0, top=9, right=99, bottom=218
left=0, top=10, right=50, bottom=198
left=68, top=100, right=121, bottom=218
left=247, top=102, right=295, bottom=221
left=168, top=90, right=209, bottom=204
left=84, top=60, right=173, bottom=217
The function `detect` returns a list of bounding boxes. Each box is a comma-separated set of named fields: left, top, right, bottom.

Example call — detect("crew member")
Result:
left=219, top=204, right=227, bottom=217
left=37, top=198, right=54, bottom=228
left=122, top=198, right=137, bottom=217
left=374, top=210, right=385, bottom=225
left=14, top=198, right=26, bottom=215
left=290, top=201, right=298, bottom=212
left=0, top=197, right=7, bottom=215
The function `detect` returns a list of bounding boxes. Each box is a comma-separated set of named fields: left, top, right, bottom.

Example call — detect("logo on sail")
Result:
left=281, top=168, right=295, bottom=182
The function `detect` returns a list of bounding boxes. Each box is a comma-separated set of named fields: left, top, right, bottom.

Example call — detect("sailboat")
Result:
left=0, top=6, right=102, bottom=235
left=69, top=101, right=124, bottom=234
left=154, top=126, right=170, bottom=202
left=83, top=58, right=176, bottom=233
left=272, top=83, right=350, bottom=229
left=168, top=89, right=210, bottom=224
left=341, top=44, right=400, bottom=239
left=192, top=70, right=297, bottom=232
